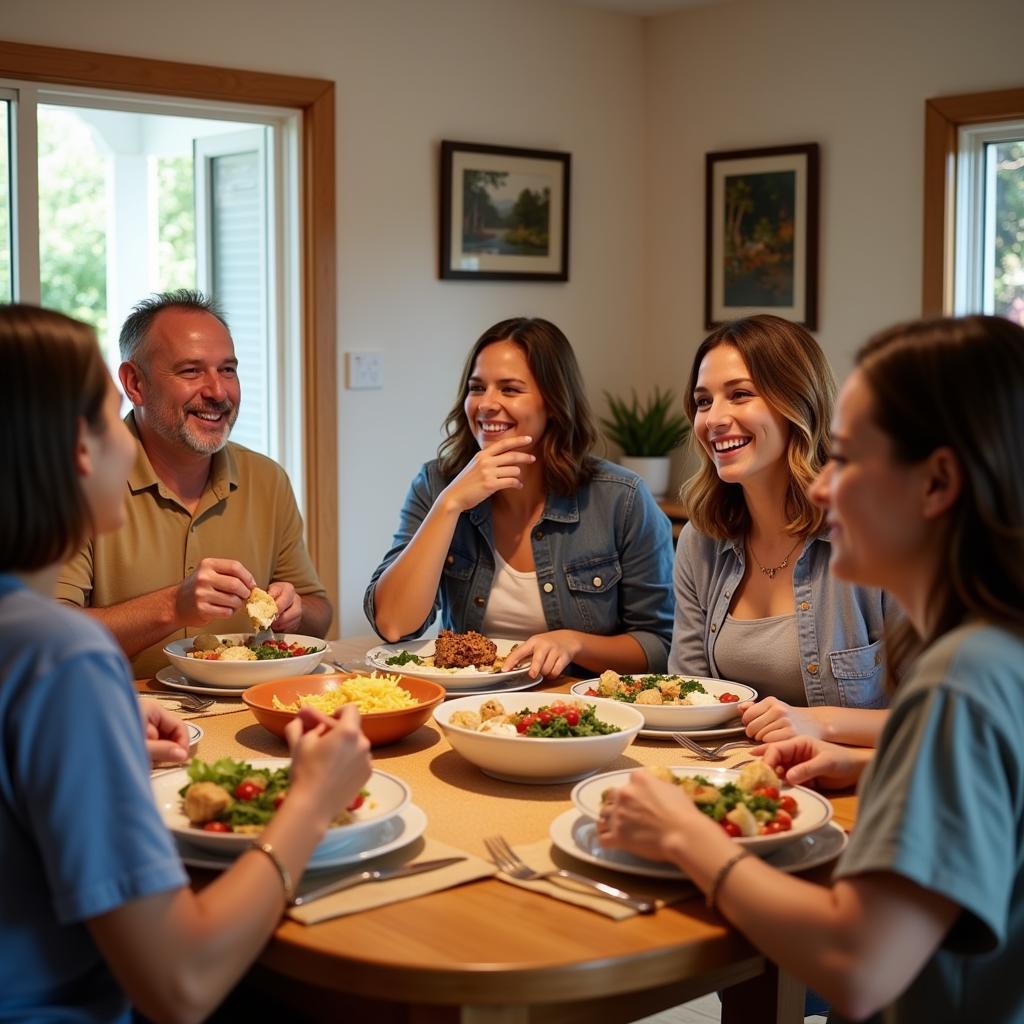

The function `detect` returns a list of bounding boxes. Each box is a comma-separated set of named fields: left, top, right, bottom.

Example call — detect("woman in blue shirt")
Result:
left=670, top=314, right=895, bottom=745
left=0, top=304, right=372, bottom=1023
left=365, top=317, right=674, bottom=679
left=599, top=314, right=1024, bottom=1023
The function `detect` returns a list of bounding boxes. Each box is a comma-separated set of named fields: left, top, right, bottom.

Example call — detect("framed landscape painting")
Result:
left=704, top=143, right=819, bottom=329
left=440, top=140, right=571, bottom=281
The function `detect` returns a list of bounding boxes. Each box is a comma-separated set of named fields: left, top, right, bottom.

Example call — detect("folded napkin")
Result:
left=494, top=838, right=696, bottom=920
left=287, top=837, right=494, bottom=925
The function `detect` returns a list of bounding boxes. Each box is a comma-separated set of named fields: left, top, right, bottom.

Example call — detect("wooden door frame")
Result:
left=923, top=86, right=1024, bottom=315
left=0, top=39, right=339, bottom=630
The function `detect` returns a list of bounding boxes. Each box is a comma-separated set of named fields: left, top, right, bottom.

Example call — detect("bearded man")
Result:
left=57, top=290, right=331, bottom=677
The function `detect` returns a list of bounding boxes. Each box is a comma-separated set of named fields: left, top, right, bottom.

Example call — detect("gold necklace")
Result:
left=747, top=537, right=803, bottom=580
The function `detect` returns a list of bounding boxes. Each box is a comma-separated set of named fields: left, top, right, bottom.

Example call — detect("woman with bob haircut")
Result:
left=366, top=316, right=674, bottom=678
left=671, top=314, right=896, bottom=744
left=0, top=304, right=371, bottom=1023
left=599, top=314, right=1024, bottom=1023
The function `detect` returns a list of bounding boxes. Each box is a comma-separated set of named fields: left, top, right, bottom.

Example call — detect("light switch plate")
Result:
left=346, top=351, right=383, bottom=390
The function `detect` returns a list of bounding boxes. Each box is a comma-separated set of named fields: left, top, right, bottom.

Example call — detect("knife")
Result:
left=289, top=856, right=467, bottom=907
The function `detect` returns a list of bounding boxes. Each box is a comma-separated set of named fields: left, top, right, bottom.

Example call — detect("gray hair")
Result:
left=119, top=289, right=230, bottom=367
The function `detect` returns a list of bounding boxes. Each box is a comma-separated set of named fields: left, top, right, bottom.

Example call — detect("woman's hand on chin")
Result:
left=441, top=435, right=536, bottom=513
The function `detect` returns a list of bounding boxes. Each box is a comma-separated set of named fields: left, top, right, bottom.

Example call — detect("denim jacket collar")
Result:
left=467, top=491, right=580, bottom=528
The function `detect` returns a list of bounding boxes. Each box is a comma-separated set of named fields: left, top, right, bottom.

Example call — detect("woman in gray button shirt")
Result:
left=365, top=317, right=674, bottom=679
left=670, top=314, right=896, bottom=744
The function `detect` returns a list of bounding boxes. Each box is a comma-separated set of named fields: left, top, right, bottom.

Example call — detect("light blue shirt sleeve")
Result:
left=13, top=650, right=188, bottom=923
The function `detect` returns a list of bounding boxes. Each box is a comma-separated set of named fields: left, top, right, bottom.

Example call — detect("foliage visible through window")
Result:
left=993, top=140, right=1024, bottom=325
left=158, top=156, right=195, bottom=291
left=38, top=108, right=109, bottom=339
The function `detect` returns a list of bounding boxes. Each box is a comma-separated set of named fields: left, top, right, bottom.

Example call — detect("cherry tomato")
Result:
left=347, top=791, right=366, bottom=812
left=773, top=809, right=793, bottom=831
left=779, top=794, right=798, bottom=815
left=548, top=703, right=567, bottom=716
left=760, top=821, right=783, bottom=835
left=203, top=821, right=231, bottom=832
left=721, top=821, right=741, bottom=837
left=753, top=785, right=780, bottom=801
left=516, top=718, right=530, bottom=734
left=538, top=710, right=553, bottom=725
left=235, top=780, right=261, bottom=801
left=564, top=708, right=580, bottom=727
left=584, top=688, right=598, bottom=696
left=719, top=692, right=740, bottom=703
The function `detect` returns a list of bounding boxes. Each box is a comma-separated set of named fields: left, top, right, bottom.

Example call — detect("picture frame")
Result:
left=704, top=143, right=819, bottom=329
left=440, top=140, right=571, bottom=281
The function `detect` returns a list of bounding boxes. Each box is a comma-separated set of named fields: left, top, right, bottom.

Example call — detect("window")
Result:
left=0, top=41, right=338, bottom=624
left=18, top=95, right=296, bottom=474
left=923, top=88, right=1024, bottom=321
left=953, top=121, right=1024, bottom=323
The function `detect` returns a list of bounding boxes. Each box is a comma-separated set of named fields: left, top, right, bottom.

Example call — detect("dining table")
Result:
left=140, top=635, right=857, bottom=1024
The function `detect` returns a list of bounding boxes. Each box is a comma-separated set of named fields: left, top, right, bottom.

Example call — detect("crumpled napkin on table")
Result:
left=287, top=836, right=495, bottom=925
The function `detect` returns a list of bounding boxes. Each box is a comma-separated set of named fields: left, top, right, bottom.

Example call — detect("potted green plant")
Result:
left=600, top=387, right=690, bottom=498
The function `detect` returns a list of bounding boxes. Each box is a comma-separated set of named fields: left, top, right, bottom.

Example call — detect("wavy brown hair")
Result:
left=438, top=317, right=598, bottom=495
left=681, top=315, right=835, bottom=540
left=856, top=315, right=1024, bottom=686
left=0, top=304, right=110, bottom=571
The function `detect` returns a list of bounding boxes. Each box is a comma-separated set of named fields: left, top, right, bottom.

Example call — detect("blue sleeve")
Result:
left=12, top=651, right=187, bottom=923
left=615, top=481, right=674, bottom=672
left=835, top=684, right=1018, bottom=953
left=363, top=463, right=444, bottom=640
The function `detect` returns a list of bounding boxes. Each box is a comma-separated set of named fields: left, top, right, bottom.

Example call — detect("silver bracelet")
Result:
left=251, top=841, right=294, bottom=904
left=706, top=849, right=750, bottom=912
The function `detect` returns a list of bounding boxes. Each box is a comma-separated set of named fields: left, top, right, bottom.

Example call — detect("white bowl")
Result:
left=434, top=692, right=643, bottom=784
left=570, top=674, right=757, bottom=730
left=571, top=764, right=832, bottom=853
left=163, top=633, right=328, bottom=688
left=152, top=760, right=410, bottom=857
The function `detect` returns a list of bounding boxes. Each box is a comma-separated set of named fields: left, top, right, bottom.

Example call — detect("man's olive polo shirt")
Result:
left=57, top=415, right=326, bottom=678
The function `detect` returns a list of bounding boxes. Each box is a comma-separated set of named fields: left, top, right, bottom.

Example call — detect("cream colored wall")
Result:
left=4, top=0, right=1020, bottom=634
left=2, top=0, right=647, bottom=635
left=645, top=0, right=1024, bottom=489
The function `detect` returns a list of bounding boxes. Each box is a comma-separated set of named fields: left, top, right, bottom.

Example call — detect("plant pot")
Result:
left=620, top=455, right=671, bottom=499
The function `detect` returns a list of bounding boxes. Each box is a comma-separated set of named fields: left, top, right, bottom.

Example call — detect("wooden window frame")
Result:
left=923, top=86, right=1024, bottom=316
left=0, top=39, right=339, bottom=630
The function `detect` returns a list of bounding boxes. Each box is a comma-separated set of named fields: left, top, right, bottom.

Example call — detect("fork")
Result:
left=672, top=733, right=754, bottom=760
left=483, top=835, right=655, bottom=914
left=149, top=692, right=215, bottom=712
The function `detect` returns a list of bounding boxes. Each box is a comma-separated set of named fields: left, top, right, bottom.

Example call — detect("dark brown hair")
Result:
left=681, top=314, right=835, bottom=540
left=438, top=317, right=598, bottom=495
left=0, top=304, right=110, bottom=571
left=857, top=315, right=1024, bottom=682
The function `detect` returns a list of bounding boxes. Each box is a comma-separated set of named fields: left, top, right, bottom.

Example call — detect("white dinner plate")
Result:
left=440, top=676, right=542, bottom=699
left=549, top=809, right=847, bottom=880
left=152, top=760, right=411, bottom=856
left=570, top=676, right=756, bottom=730
left=365, top=638, right=530, bottom=688
left=571, top=764, right=832, bottom=853
left=175, top=804, right=428, bottom=873
left=154, top=663, right=333, bottom=698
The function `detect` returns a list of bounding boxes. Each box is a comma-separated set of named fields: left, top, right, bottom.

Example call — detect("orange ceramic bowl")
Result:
left=243, top=672, right=445, bottom=746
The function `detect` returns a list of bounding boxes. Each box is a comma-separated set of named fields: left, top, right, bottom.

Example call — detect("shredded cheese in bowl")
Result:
left=271, top=672, right=419, bottom=714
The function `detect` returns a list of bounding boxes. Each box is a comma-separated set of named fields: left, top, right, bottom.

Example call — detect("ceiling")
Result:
left=562, top=0, right=723, bottom=15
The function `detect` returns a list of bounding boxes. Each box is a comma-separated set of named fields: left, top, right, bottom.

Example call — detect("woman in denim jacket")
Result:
left=365, top=317, right=674, bottom=679
left=671, top=315, right=897, bottom=746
